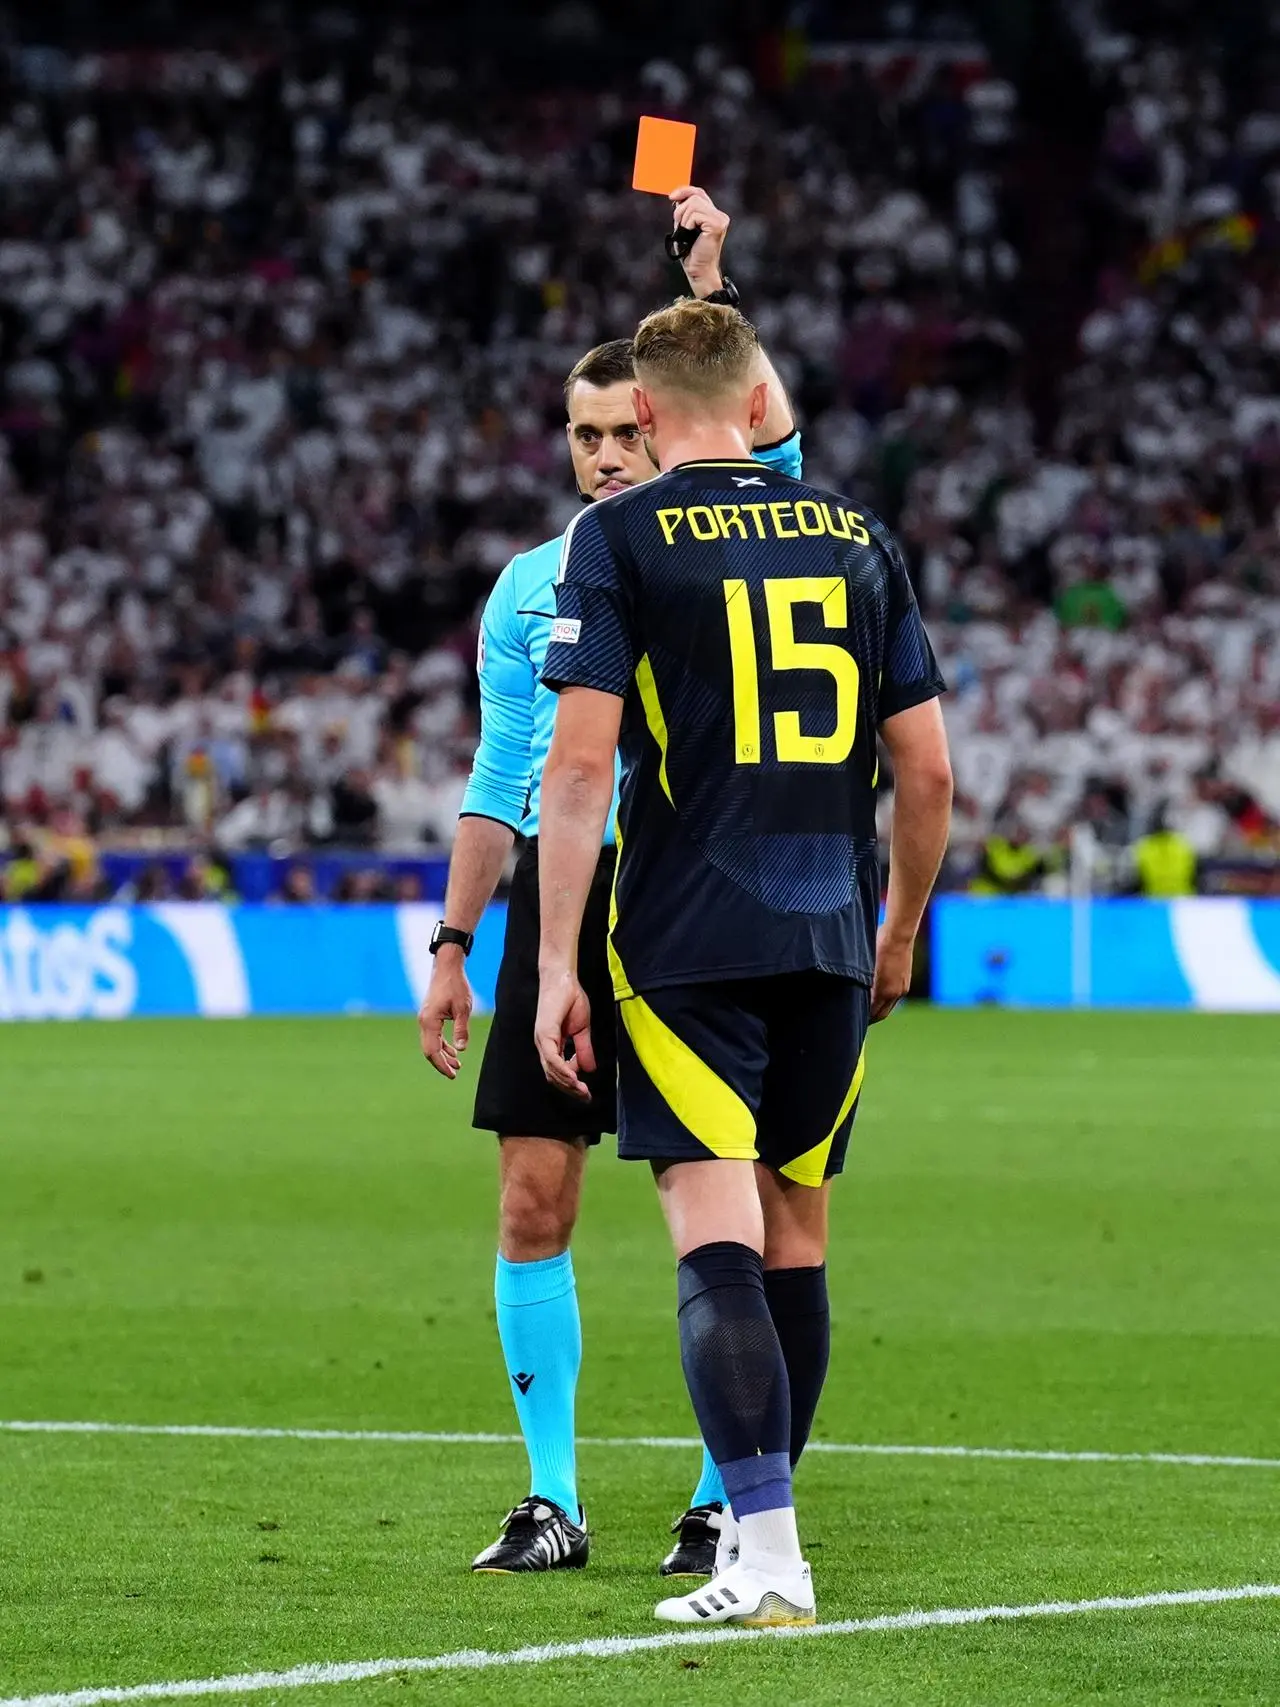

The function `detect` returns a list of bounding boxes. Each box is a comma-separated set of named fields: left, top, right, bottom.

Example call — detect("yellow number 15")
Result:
left=723, top=577, right=860, bottom=765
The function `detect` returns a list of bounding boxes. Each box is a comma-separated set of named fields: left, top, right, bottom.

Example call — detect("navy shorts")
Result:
left=616, top=970, right=870, bottom=1185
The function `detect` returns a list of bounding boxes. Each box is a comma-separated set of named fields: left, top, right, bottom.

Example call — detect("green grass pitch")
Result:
left=1, top=1009, right=1278, bottom=1705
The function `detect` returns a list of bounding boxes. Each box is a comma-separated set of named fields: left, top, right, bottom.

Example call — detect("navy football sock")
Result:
left=676, top=1241, right=793, bottom=1524
left=764, top=1264, right=830, bottom=1467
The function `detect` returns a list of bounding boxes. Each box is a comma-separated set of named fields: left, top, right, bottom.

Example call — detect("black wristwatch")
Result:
left=430, top=921, right=474, bottom=958
left=702, top=275, right=741, bottom=309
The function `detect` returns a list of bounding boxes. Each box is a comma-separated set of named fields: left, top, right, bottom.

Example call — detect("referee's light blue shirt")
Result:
left=460, top=431, right=804, bottom=842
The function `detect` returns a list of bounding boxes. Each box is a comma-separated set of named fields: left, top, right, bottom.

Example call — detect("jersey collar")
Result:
left=669, top=458, right=766, bottom=470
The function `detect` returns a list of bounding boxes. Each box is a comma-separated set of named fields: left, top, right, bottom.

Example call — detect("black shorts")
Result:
left=473, top=839, right=618, bottom=1141
left=616, top=970, right=870, bottom=1185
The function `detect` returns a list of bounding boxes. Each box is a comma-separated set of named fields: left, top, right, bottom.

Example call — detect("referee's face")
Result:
left=566, top=379, right=660, bottom=501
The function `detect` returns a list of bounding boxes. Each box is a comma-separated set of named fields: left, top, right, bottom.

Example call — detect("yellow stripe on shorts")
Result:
left=779, top=1043, right=866, bottom=1188
left=620, top=995, right=757, bottom=1160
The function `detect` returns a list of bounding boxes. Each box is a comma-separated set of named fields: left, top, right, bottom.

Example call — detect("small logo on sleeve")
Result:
left=550, top=618, right=582, bottom=646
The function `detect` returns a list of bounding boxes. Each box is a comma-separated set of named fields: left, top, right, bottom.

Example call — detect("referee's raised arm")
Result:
left=670, top=184, right=798, bottom=457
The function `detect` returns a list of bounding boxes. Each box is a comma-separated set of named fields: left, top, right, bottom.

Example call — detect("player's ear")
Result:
left=633, top=384, right=655, bottom=435
left=748, top=380, right=769, bottom=434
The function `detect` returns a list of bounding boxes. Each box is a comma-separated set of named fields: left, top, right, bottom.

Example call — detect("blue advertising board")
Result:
left=0, top=903, right=507, bottom=1021
left=932, top=897, right=1280, bottom=1011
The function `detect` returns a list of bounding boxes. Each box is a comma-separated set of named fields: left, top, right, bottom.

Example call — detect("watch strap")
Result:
left=702, top=276, right=741, bottom=308
left=430, top=922, right=475, bottom=957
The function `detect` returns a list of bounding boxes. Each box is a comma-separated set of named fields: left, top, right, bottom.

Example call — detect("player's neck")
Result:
left=656, top=424, right=755, bottom=472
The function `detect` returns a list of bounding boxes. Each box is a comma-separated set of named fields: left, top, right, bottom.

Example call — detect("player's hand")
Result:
left=418, top=949, right=474, bottom=1079
left=870, top=926, right=914, bottom=1023
left=670, top=185, right=729, bottom=296
left=534, top=968, right=596, bottom=1102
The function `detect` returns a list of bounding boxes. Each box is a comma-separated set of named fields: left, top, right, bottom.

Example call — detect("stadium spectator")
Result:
left=278, top=863, right=318, bottom=904
left=1130, top=806, right=1199, bottom=898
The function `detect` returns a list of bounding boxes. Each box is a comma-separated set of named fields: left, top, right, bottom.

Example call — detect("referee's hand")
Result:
left=419, top=952, right=473, bottom=1079
left=534, top=969, right=595, bottom=1102
left=670, top=185, right=729, bottom=296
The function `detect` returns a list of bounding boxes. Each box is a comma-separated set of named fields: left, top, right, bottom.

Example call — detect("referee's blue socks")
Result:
left=677, top=1241, right=798, bottom=1560
left=691, top=1443, right=727, bottom=1509
left=494, top=1250, right=582, bottom=1520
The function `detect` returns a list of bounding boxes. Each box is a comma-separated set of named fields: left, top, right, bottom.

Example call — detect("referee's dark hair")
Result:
left=562, top=338, right=635, bottom=405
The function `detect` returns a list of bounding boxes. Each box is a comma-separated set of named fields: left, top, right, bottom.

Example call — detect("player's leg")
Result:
left=733, top=972, right=869, bottom=1532
left=654, top=1157, right=813, bottom=1623
left=706, top=1171, right=832, bottom=1578
left=469, top=843, right=614, bottom=1573
left=616, top=983, right=815, bottom=1626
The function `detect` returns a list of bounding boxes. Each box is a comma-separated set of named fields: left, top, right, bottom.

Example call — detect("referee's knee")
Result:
left=498, top=1142, right=583, bottom=1260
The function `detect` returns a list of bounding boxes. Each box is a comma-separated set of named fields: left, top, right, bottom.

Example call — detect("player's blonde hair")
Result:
left=632, top=298, right=760, bottom=401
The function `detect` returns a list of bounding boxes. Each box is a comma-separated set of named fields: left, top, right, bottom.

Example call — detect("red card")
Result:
left=632, top=116, right=697, bottom=195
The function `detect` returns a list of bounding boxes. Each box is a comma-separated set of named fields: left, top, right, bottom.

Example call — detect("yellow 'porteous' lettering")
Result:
left=769, top=502, right=798, bottom=538
left=686, top=505, right=721, bottom=542
left=715, top=504, right=748, bottom=540
left=657, top=508, right=685, bottom=546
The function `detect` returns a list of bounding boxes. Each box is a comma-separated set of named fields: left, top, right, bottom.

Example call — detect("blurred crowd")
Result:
left=0, top=9, right=1278, bottom=901
left=920, top=33, right=1280, bottom=877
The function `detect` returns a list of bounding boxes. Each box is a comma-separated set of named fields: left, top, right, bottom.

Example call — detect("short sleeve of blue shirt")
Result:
left=459, top=562, right=536, bottom=830
left=543, top=505, right=635, bottom=697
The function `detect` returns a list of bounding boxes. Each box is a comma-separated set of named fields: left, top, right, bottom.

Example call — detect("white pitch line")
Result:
left=2, top=1583, right=1277, bottom=1707
left=1, top=1419, right=1278, bottom=1471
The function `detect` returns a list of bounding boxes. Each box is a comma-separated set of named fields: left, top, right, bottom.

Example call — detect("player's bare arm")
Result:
left=670, top=185, right=796, bottom=448
left=872, top=699, right=954, bottom=1023
left=535, top=686, right=623, bottom=1101
left=419, top=815, right=515, bottom=1078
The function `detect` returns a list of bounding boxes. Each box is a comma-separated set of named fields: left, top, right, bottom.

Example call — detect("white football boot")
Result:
left=654, top=1556, right=815, bottom=1626
left=714, top=1503, right=739, bottom=1574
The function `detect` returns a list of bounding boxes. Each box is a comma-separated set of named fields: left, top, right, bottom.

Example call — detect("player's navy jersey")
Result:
left=542, top=458, right=945, bottom=997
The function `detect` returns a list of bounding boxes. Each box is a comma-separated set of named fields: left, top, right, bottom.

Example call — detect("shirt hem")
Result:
left=612, top=959, right=873, bottom=1001
left=458, top=809, right=524, bottom=833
